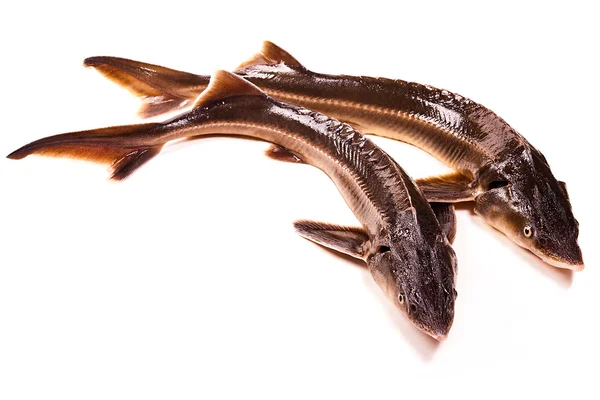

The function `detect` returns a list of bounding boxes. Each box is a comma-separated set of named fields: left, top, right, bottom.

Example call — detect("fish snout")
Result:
left=430, top=331, right=449, bottom=342
left=407, top=296, right=454, bottom=341
left=543, top=250, right=584, bottom=271
left=416, top=321, right=451, bottom=342
left=535, top=235, right=584, bottom=271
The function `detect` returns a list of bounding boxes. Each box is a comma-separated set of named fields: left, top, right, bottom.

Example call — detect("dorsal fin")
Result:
left=192, top=70, right=267, bottom=109
left=237, top=41, right=305, bottom=70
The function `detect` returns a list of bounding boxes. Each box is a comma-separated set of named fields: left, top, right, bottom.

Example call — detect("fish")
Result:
left=82, top=42, right=584, bottom=271
left=7, top=70, right=459, bottom=340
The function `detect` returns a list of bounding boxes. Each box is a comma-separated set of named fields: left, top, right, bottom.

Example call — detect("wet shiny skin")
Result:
left=79, top=43, right=584, bottom=269
left=474, top=148, right=583, bottom=270
left=7, top=73, right=458, bottom=339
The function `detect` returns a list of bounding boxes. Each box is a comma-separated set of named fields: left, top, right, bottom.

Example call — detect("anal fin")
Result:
left=294, top=220, right=370, bottom=260
left=265, top=144, right=305, bottom=164
left=415, top=171, right=474, bottom=202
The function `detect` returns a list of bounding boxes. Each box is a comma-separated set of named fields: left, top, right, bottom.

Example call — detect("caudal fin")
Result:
left=7, top=70, right=270, bottom=179
left=84, top=42, right=303, bottom=119
left=84, top=56, right=209, bottom=118
left=7, top=123, right=163, bottom=180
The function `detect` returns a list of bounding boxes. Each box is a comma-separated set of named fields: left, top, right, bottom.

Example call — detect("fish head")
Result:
left=474, top=148, right=583, bottom=270
left=366, top=207, right=458, bottom=340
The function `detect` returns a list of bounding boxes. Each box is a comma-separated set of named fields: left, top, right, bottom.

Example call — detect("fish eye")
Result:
left=487, top=180, right=509, bottom=190
left=523, top=225, right=533, bottom=238
left=397, top=293, right=405, bottom=305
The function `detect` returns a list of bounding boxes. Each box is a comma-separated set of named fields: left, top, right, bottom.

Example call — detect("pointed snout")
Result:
left=430, top=331, right=448, bottom=342
left=535, top=241, right=584, bottom=272
left=411, top=310, right=454, bottom=342
left=416, top=325, right=450, bottom=342
left=544, top=256, right=584, bottom=272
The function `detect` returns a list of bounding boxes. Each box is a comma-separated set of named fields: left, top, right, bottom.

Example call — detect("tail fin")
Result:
left=84, top=56, right=209, bottom=118
left=7, top=123, right=163, bottom=180
left=7, top=70, right=268, bottom=180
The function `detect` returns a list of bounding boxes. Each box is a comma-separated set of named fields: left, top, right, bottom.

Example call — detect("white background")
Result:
left=1, top=1, right=598, bottom=399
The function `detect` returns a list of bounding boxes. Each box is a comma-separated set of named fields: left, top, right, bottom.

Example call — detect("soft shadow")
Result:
left=319, top=246, right=366, bottom=270
left=470, top=214, right=574, bottom=288
left=450, top=201, right=574, bottom=287
left=503, top=232, right=574, bottom=287
left=319, top=244, right=441, bottom=360
left=363, top=275, right=441, bottom=361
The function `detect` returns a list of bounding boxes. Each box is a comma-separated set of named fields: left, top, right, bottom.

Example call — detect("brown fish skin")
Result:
left=7, top=71, right=458, bottom=341
left=82, top=43, right=583, bottom=270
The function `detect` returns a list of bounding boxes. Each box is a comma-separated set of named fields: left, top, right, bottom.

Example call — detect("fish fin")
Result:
left=430, top=203, right=457, bottom=244
left=7, top=123, right=163, bottom=180
left=293, top=220, right=370, bottom=260
left=237, top=41, right=305, bottom=70
left=84, top=56, right=206, bottom=118
left=415, top=172, right=474, bottom=202
left=137, top=98, right=190, bottom=119
left=265, top=144, right=305, bottom=164
left=110, top=147, right=163, bottom=180
left=192, top=70, right=266, bottom=109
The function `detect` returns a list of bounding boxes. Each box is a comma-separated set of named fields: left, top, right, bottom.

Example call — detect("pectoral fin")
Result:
left=293, top=220, right=370, bottom=260
left=415, top=172, right=474, bottom=202
left=430, top=203, right=457, bottom=244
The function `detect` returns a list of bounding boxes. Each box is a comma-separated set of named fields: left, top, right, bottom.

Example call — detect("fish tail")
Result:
left=83, top=56, right=209, bottom=118
left=7, top=123, right=164, bottom=180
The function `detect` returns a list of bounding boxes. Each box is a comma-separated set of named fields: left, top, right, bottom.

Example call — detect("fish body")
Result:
left=83, top=42, right=583, bottom=270
left=8, top=71, right=458, bottom=340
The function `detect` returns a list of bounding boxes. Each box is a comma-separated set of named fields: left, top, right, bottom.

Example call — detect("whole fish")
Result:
left=83, top=42, right=583, bottom=270
left=7, top=71, right=458, bottom=340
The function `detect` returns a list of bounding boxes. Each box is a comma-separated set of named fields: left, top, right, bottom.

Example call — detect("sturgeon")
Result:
left=82, top=42, right=584, bottom=270
left=7, top=71, right=458, bottom=340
